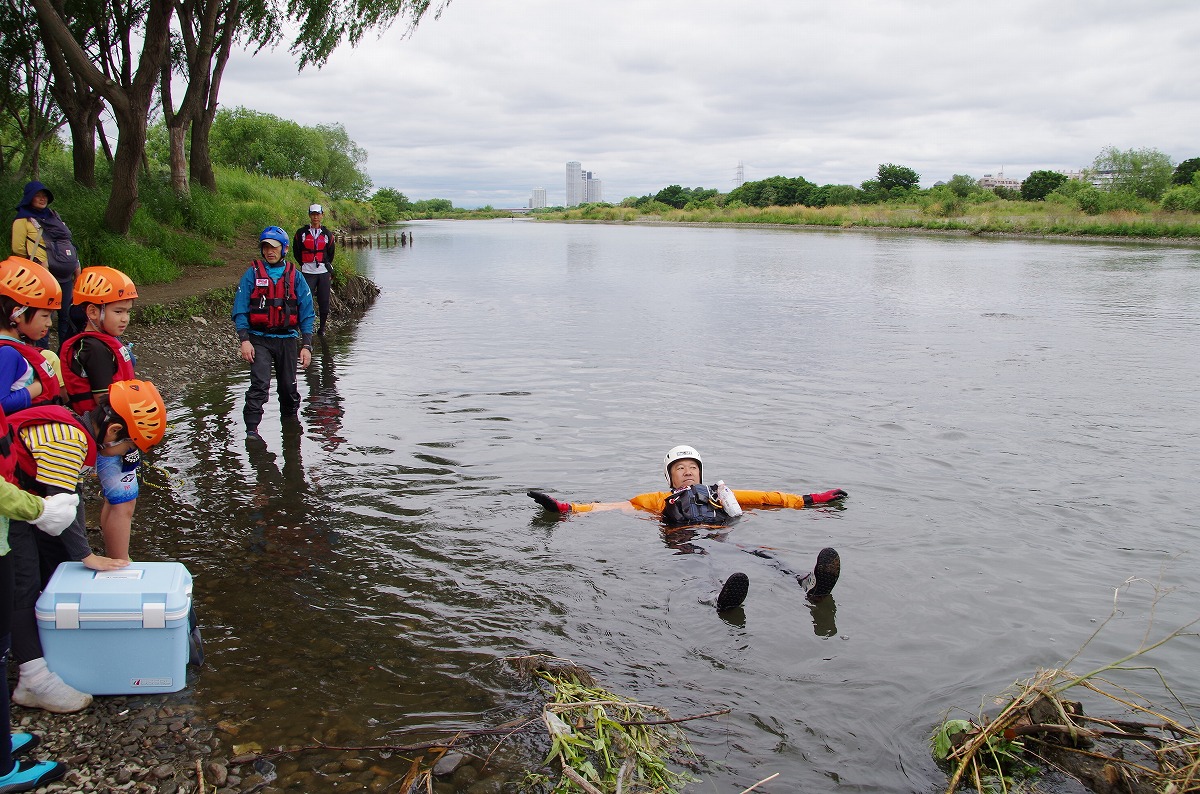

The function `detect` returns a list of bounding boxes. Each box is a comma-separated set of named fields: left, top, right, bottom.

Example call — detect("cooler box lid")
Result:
left=35, top=562, right=192, bottom=630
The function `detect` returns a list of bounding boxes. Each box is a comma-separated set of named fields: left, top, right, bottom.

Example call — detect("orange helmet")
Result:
left=73, top=266, right=139, bottom=305
left=0, top=257, right=62, bottom=310
left=108, top=379, right=166, bottom=451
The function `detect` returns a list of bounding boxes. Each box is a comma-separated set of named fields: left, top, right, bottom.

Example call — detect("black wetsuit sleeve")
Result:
left=75, top=337, right=119, bottom=405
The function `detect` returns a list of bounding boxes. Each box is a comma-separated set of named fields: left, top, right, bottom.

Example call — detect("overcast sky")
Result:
left=217, top=0, right=1198, bottom=208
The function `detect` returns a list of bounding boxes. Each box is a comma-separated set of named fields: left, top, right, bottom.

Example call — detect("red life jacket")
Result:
left=0, top=337, right=63, bottom=407
left=59, top=331, right=136, bottom=413
left=248, top=260, right=300, bottom=333
left=0, top=406, right=14, bottom=485
left=296, top=227, right=331, bottom=266
left=6, top=404, right=97, bottom=491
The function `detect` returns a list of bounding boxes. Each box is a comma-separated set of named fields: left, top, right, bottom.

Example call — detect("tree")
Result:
left=728, top=175, right=816, bottom=208
left=313, top=123, right=371, bottom=199
left=371, top=187, right=409, bottom=222
left=0, top=0, right=65, bottom=180
left=876, top=163, right=920, bottom=192
left=945, top=174, right=978, bottom=198
left=1090, top=146, right=1174, bottom=201
left=32, top=0, right=175, bottom=233
left=1020, top=170, right=1067, bottom=201
left=654, top=185, right=687, bottom=209
left=1172, top=157, right=1200, bottom=187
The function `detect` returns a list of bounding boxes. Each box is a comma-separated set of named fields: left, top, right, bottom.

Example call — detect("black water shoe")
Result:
left=806, top=548, right=841, bottom=600
left=717, top=572, right=750, bottom=611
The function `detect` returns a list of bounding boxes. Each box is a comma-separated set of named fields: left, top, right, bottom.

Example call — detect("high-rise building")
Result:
left=584, top=173, right=603, bottom=203
left=532, top=187, right=547, bottom=208
left=566, top=162, right=583, bottom=207
left=567, top=162, right=603, bottom=206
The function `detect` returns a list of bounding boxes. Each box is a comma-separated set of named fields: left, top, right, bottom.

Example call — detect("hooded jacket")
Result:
left=11, top=181, right=54, bottom=265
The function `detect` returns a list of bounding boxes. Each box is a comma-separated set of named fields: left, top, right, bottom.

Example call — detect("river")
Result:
left=140, top=220, right=1200, bottom=792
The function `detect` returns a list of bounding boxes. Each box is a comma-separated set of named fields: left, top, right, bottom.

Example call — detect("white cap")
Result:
left=261, top=238, right=282, bottom=248
left=309, top=204, right=323, bottom=213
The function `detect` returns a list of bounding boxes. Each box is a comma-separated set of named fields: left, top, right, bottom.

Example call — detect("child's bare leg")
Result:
left=101, top=497, right=136, bottom=560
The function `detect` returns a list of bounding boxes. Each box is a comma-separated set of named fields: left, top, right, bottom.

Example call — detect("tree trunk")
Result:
left=190, top=111, right=216, bottom=190
left=169, top=124, right=189, bottom=195
left=105, top=98, right=153, bottom=232
left=188, top=0, right=239, bottom=192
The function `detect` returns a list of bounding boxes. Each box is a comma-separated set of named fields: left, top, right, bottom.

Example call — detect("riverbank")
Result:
left=11, top=266, right=380, bottom=794
left=532, top=201, right=1200, bottom=243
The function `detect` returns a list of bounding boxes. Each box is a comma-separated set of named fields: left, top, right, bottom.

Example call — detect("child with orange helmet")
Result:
left=0, top=257, right=65, bottom=413
left=58, top=266, right=142, bottom=559
left=5, top=380, right=165, bottom=714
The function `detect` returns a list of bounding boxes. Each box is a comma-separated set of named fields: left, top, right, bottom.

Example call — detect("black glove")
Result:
left=528, top=491, right=572, bottom=513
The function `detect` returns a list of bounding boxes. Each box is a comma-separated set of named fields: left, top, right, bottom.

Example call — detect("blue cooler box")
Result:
left=35, top=562, right=192, bottom=695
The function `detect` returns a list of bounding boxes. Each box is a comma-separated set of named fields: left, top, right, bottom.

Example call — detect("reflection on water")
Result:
left=138, top=223, right=1200, bottom=792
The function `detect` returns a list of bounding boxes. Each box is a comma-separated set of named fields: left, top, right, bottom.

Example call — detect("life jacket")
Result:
left=296, top=228, right=331, bottom=267
left=6, top=405, right=97, bottom=491
left=0, top=407, right=14, bottom=484
left=59, top=332, right=136, bottom=413
left=0, top=337, right=62, bottom=406
left=660, top=484, right=731, bottom=528
left=248, top=260, right=300, bottom=333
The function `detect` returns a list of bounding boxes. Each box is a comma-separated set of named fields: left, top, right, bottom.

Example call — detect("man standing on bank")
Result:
left=293, top=204, right=335, bottom=337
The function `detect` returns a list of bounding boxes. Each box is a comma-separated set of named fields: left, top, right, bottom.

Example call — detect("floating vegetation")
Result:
left=515, top=654, right=706, bottom=794
left=933, top=581, right=1200, bottom=794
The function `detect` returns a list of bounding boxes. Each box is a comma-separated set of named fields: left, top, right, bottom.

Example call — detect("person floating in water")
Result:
left=528, top=445, right=847, bottom=612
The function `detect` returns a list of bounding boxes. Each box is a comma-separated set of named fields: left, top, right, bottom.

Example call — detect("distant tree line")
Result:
left=614, top=149, right=1199, bottom=216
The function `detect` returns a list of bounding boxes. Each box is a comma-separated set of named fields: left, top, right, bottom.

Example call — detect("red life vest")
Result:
left=0, top=406, right=14, bottom=484
left=59, top=331, right=136, bottom=413
left=248, top=260, right=300, bottom=333
left=0, top=337, right=63, bottom=406
left=296, top=227, right=332, bottom=267
left=6, top=404, right=97, bottom=491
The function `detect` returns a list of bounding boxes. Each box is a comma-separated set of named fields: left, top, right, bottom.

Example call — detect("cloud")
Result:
left=214, top=0, right=1200, bottom=207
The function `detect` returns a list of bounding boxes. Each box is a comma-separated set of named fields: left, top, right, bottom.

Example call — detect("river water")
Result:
left=140, top=220, right=1200, bottom=792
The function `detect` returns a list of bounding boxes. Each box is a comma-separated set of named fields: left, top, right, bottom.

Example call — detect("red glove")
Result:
left=803, top=489, right=848, bottom=506
left=528, top=491, right=572, bottom=513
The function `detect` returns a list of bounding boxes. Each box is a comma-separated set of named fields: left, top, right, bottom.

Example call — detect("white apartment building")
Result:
left=978, top=171, right=1022, bottom=191
left=566, top=162, right=584, bottom=207
left=531, top=187, right=547, bottom=208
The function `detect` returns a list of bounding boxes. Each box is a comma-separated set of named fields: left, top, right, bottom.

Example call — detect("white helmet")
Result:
left=664, top=445, right=702, bottom=483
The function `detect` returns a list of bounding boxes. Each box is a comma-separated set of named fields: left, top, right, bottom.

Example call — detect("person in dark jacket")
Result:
left=233, top=227, right=315, bottom=438
left=293, top=204, right=335, bottom=336
left=10, top=182, right=80, bottom=349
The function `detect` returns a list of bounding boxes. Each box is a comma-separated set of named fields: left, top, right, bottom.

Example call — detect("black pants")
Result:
left=0, top=553, right=14, bottom=774
left=244, top=335, right=300, bottom=431
left=303, top=271, right=331, bottom=333
left=8, top=518, right=72, bottom=667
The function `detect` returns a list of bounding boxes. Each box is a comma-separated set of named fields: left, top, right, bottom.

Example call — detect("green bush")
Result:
left=1160, top=185, right=1200, bottom=212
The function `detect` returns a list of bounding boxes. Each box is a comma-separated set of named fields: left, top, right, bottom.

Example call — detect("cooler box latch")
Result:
left=143, top=603, right=166, bottom=629
left=55, top=603, right=80, bottom=630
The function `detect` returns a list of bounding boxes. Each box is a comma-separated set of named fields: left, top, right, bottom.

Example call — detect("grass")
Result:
left=2, top=156, right=383, bottom=288
left=535, top=200, right=1200, bottom=239
left=134, top=287, right=237, bottom=326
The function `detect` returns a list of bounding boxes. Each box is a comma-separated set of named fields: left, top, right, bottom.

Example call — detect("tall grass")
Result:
left=2, top=161, right=382, bottom=285
left=535, top=201, right=1200, bottom=239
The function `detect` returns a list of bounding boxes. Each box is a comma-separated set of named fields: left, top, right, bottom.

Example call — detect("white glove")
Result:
left=33, top=493, right=80, bottom=537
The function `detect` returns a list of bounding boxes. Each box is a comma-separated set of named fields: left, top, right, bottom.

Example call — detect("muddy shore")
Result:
left=14, top=268, right=380, bottom=793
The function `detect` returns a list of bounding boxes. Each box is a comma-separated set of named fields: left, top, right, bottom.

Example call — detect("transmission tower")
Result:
left=735, top=161, right=745, bottom=188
